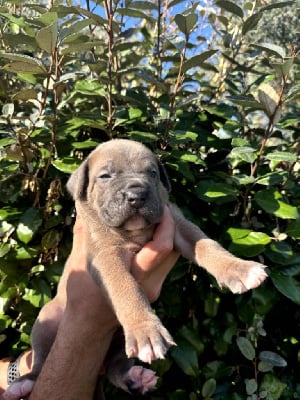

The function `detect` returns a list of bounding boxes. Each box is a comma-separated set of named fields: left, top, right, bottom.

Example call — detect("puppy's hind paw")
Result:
left=3, top=379, right=34, bottom=400
left=126, top=365, right=158, bottom=394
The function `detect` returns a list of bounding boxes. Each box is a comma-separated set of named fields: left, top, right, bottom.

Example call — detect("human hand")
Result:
left=131, top=206, right=180, bottom=302
left=71, top=206, right=179, bottom=302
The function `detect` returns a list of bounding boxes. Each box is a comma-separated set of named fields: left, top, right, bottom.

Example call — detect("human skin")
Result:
left=0, top=206, right=179, bottom=400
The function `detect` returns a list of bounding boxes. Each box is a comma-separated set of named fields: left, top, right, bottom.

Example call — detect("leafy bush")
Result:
left=0, top=1, right=299, bottom=399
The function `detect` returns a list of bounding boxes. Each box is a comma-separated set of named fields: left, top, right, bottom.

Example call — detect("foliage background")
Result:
left=0, top=0, right=299, bottom=399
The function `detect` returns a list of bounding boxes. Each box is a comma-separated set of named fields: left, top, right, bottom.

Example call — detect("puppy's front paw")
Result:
left=221, top=260, right=268, bottom=294
left=126, top=365, right=158, bottom=394
left=3, top=379, right=34, bottom=400
left=124, top=314, right=175, bottom=363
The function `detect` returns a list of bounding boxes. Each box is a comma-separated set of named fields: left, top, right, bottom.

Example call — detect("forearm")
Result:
left=29, top=270, right=118, bottom=400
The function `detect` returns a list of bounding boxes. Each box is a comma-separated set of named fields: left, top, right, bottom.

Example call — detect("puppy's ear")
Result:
left=157, top=160, right=171, bottom=192
left=66, top=159, right=89, bottom=200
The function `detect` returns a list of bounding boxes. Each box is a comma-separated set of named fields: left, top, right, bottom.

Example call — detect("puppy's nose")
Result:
left=126, top=189, right=147, bottom=208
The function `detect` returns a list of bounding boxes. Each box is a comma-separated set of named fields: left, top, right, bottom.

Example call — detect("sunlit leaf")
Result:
left=258, top=83, right=280, bottom=118
left=36, top=23, right=58, bottom=53
left=1, top=53, right=47, bottom=74
left=16, top=208, right=43, bottom=244
left=251, top=43, right=286, bottom=58
left=255, top=190, right=298, bottom=219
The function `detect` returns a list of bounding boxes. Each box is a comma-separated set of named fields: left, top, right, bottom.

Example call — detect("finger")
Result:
left=132, top=206, right=176, bottom=274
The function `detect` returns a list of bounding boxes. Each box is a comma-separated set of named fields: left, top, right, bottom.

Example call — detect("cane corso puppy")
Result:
left=5, top=139, right=267, bottom=399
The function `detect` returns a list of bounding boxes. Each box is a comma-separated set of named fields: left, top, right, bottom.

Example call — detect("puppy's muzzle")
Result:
left=123, top=187, right=149, bottom=209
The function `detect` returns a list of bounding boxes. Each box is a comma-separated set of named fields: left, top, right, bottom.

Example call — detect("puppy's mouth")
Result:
left=122, top=213, right=150, bottom=231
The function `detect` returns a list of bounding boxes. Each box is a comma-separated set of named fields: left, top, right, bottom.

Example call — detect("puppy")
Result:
left=4, top=139, right=267, bottom=399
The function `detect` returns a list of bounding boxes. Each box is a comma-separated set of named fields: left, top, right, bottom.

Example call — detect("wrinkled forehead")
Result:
left=88, top=142, right=157, bottom=175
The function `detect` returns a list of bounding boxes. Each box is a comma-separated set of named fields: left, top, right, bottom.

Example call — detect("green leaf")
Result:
left=36, top=23, right=58, bottom=53
left=180, top=152, right=205, bottom=165
left=52, top=157, right=81, bottom=174
left=128, top=107, right=143, bottom=120
left=174, top=14, right=187, bottom=34
left=255, top=190, right=298, bottom=220
left=260, top=1, right=294, bottom=12
left=256, top=171, right=288, bottom=186
left=216, top=1, right=244, bottom=18
left=185, top=13, right=198, bottom=33
left=265, top=151, right=297, bottom=163
left=259, top=351, right=287, bottom=368
left=245, top=378, right=258, bottom=395
left=203, top=183, right=237, bottom=199
left=0, top=243, right=10, bottom=258
left=1, top=53, right=47, bottom=74
left=286, top=220, right=300, bottom=239
left=174, top=13, right=197, bottom=35
left=258, top=361, right=274, bottom=373
left=41, top=230, right=60, bottom=251
left=271, top=272, right=300, bottom=305
left=60, top=19, right=94, bottom=41
left=251, top=43, right=286, bottom=58
left=271, top=58, right=294, bottom=78
left=284, top=83, right=300, bottom=102
left=230, top=146, right=257, bottom=163
left=231, top=231, right=271, bottom=246
left=130, top=1, right=157, bottom=10
left=202, top=378, right=216, bottom=397
left=117, top=8, right=154, bottom=21
left=265, top=241, right=294, bottom=265
left=14, top=245, right=38, bottom=260
left=242, top=12, right=262, bottom=35
left=72, top=140, right=99, bottom=149
left=227, top=95, right=263, bottom=109
left=236, top=337, right=255, bottom=361
left=38, top=11, right=58, bottom=25
left=182, top=50, right=217, bottom=73
left=23, top=279, right=52, bottom=308
left=12, top=89, right=37, bottom=101
left=258, top=83, right=280, bottom=118
left=16, top=208, right=43, bottom=244
left=179, top=326, right=204, bottom=353
left=171, top=343, right=199, bottom=377
left=227, top=227, right=251, bottom=241
left=0, top=13, right=27, bottom=28
left=259, top=374, right=287, bottom=400
left=73, top=6, right=113, bottom=29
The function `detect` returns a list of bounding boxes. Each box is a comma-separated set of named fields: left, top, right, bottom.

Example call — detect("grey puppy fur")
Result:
left=4, top=139, right=267, bottom=400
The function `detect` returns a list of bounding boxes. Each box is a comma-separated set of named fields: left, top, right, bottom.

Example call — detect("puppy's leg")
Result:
left=171, top=204, right=267, bottom=293
left=105, top=330, right=158, bottom=394
left=89, top=255, right=175, bottom=364
left=4, top=299, right=64, bottom=400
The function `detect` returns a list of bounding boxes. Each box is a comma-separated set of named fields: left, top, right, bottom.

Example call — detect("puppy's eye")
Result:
left=150, top=169, right=157, bottom=178
left=98, top=173, right=111, bottom=179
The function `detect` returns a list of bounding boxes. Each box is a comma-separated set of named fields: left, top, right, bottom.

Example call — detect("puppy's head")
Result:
left=67, top=139, right=171, bottom=230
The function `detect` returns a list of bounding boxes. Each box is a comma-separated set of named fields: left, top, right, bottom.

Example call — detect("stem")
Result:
left=163, top=34, right=187, bottom=145
left=250, top=78, right=286, bottom=178
left=104, top=0, right=115, bottom=138
left=242, top=76, right=287, bottom=222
